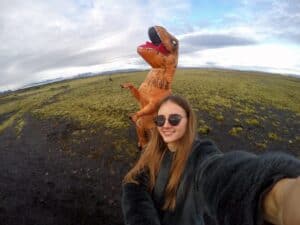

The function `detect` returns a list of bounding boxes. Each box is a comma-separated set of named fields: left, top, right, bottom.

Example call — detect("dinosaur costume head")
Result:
left=138, top=26, right=179, bottom=68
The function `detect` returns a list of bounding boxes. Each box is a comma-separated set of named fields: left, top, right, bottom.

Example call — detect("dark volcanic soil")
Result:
left=0, top=108, right=299, bottom=225
left=0, top=115, right=133, bottom=225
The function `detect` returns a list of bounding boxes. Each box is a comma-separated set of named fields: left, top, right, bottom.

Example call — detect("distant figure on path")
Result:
left=122, top=94, right=300, bottom=225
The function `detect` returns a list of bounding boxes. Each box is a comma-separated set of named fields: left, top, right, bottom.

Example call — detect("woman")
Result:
left=122, top=95, right=300, bottom=225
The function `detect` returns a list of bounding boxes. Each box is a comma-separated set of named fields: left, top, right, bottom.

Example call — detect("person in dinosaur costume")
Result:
left=121, top=25, right=179, bottom=149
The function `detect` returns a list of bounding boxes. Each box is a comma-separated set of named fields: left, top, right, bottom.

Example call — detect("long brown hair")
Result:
left=123, top=95, right=197, bottom=210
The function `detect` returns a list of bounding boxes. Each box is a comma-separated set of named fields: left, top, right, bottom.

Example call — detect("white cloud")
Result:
left=180, top=43, right=300, bottom=75
left=0, top=0, right=191, bottom=91
left=0, top=0, right=299, bottom=91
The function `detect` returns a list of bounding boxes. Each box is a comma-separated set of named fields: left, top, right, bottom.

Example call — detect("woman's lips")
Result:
left=161, top=129, right=175, bottom=136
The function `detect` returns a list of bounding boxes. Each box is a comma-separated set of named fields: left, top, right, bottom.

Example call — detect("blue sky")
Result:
left=188, top=0, right=236, bottom=22
left=0, top=0, right=300, bottom=91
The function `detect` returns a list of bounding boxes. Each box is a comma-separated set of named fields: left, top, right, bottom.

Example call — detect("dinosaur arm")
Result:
left=129, top=87, right=141, bottom=102
left=164, top=58, right=176, bottom=85
left=131, top=101, right=157, bottom=122
left=165, top=70, right=173, bottom=85
left=121, top=83, right=141, bottom=101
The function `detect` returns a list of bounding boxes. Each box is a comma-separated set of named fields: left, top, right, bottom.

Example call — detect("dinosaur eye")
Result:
left=172, top=39, right=177, bottom=46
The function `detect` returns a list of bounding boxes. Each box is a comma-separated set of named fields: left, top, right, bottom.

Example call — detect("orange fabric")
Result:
left=121, top=26, right=179, bottom=148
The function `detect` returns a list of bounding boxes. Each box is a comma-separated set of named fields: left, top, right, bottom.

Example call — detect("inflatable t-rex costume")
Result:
left=121, top=26, right=179, bottom=148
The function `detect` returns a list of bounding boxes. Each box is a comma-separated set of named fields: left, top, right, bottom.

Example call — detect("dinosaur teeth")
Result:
left=139, top=42, right=169, bottom=55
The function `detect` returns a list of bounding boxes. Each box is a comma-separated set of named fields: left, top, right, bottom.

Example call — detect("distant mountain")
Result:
left=73, top=68, right=145, bottom=79
left=0, top=68, right=146, bottom=95
left=21, top=77, right=66, bottom=89
left=0, top=89, right=13, bottom=96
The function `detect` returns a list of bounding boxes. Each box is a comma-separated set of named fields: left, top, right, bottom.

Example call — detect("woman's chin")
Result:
left=162, top=135, right=178, bottom=145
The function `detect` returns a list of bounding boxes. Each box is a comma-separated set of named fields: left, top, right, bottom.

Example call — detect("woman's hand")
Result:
left=263, top=177, right=300, bottom=225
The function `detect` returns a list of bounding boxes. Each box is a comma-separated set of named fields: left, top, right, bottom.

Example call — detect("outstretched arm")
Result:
left=196, top=151, right=300, bottom=225
left=263, top=177, right=300, bottom=225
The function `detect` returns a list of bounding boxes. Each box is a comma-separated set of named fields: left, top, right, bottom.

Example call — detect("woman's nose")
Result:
left=162, top=119, right=171, bottom=127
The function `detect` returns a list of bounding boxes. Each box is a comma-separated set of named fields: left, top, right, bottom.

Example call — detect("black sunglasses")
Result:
left=154, top=114, right=184, bottom=127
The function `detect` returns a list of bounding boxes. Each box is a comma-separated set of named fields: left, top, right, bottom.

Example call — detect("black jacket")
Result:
left=122, top=139, right=300, bottom=225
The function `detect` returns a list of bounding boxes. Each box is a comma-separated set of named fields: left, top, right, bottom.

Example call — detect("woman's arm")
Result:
left=195, top=151, right=300, bottom=225
left=263, top=177, right=300, bottom=225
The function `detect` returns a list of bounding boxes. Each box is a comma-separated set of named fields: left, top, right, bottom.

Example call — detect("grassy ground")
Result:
left=1, top=68, right=299, bottom=153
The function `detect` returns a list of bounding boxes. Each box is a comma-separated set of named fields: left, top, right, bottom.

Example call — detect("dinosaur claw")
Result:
left=128, top=115, right=133, bottom=121
left=137, top=142, right=143, bottom=151
left=128, top=113, right=138, bottom=123
left=128, top=113, right=134, bottom=122
left=120, top=83, right=133, bottom=89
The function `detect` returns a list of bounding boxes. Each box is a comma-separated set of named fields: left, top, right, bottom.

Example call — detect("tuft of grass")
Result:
left=198, top=125, right=212, bottom=135
left=255, top=142, right=267, bottom=150
left=229, top=127, right=243, bottom=136
left=214, top=114, right=224, bottom=122
left=268, top=132, right=279, bottom=140
left=15, top=119, right=25, bottom=137
left=245, top=118, right=260, bottom=126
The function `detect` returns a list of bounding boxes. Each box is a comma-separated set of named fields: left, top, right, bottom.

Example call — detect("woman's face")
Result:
left=156, top=101, right=188, bottom=145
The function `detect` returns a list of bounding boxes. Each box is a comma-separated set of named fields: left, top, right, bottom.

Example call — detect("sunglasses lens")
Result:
left=168, top=114, right=182, bottom=126
left=154, top=115, right=166, bottom=127
left=154, top=114, right=183, bottom=127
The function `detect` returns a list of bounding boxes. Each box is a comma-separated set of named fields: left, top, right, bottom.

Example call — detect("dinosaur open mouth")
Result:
left=139, top=27, right=169, bottom=55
